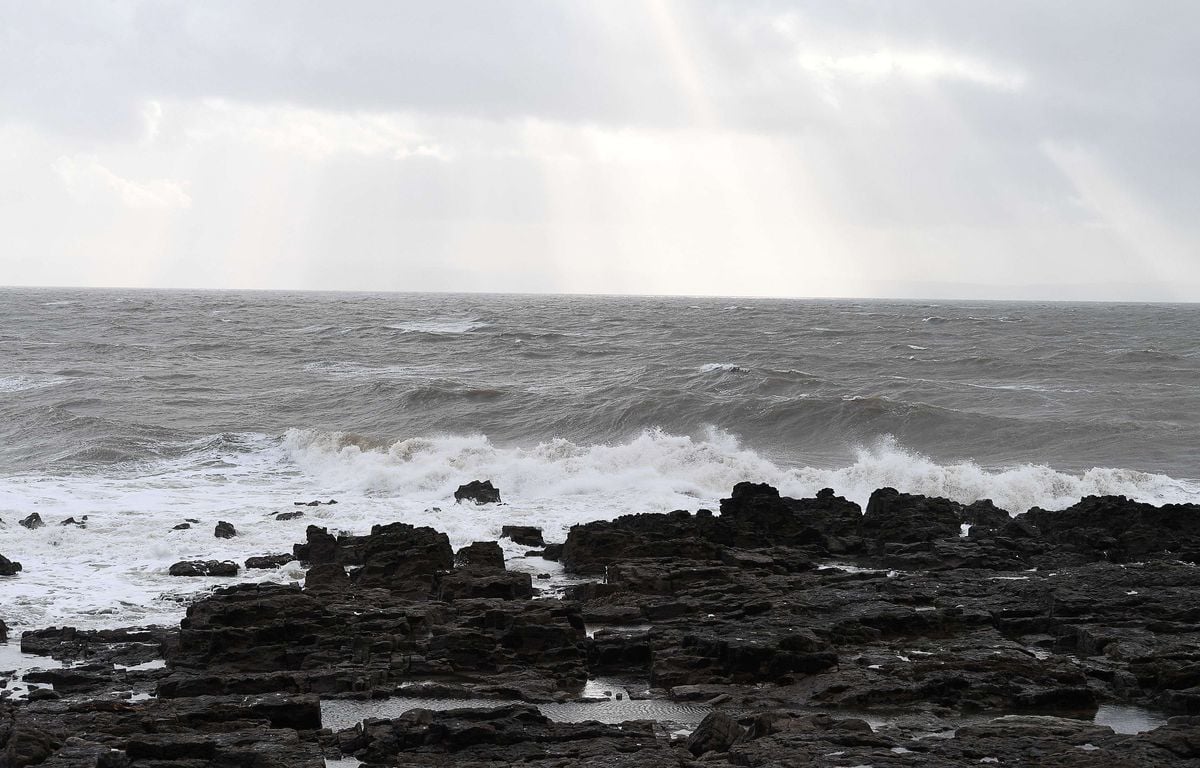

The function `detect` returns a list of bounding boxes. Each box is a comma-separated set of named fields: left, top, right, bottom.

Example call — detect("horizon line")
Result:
left=2, top=282, right=1197, bottom=305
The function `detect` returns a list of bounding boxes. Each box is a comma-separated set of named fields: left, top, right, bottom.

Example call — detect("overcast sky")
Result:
left=2, top=1, right=1198, bottom=300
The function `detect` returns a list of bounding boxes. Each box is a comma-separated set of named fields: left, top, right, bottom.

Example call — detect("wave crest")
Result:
left=281, top=428, right=1199, bottom=514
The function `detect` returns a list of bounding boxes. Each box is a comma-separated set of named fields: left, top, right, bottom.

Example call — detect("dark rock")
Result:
left=26, top=687, right=61, bottom=701
left=1147, top=716, right=1200, bottom=758
left=214, top=520, right=237, bottom=538
left=164, top=580, right=588, bottom=697
left=1, top=722, right=61, bottom=765
left=454, top=479, right=501, bottom=504
left=16, top=484, right=1200, bottom=768
left=172, top=522, right=191, bottom=530
left=293, top=519, right=455, bottom=593
left=96, top=750, right=133, bottom=768
left=124, top=725, right=324, bottom=767
left=861, top=487, right=963, bottom=546
left=275, top=510, right=304, bottom=521
left=338, top=704, right=674, bottom=765
left=168, top=560, right=238, bottom=577
left=0, top=553, right=21, bottom=576
left=501, top=525, right=544, bottom=546
left=303, top=562, right=349, bottom=590
left=18, top=512, right=43, bottom=529
left=19, top=625, right=173, bottom=662
left=539, top=543, right=563, bottom=561
left=245, top=553, right=295, bottom=569
left=293, top=524, right=338, bottom=564
left=719, top=485, right=863, bottom=551
left=454, top=541, right=506, bottom=570
left=1024, top=495, right=1200, bottom=563
left=653, top=629, right=838, bottom=687
left=437, top=569, right=533, bottom=600
left=731, top=481, right=781, bottom=499
left=961, top=498, right=1012, bottom=529
left=59, top=516, right=86, bottom=528
left=349, top=522, right=454, bottom=594
left=687, top=710, right=745, bottom=755
left=0, top=617, right=7, bottom=641
left=562, top=512, right=724, bottom=573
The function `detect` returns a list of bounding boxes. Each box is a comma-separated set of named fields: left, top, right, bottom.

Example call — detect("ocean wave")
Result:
left=281, top=428, right=1200, bottom=514
left=1110, top=349, right=1183, bottom=363
left=3, top=426, right=1198, bottom=632
left=0, top=375, right=70, bottom=394
left=698, top=363, right=750, bottom=374
left=386, top=318, right=488, bottom=335
left=304, top=361, right=448, bottom=380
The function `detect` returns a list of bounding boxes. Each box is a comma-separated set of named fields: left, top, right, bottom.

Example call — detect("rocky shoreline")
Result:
left=2, top=483, right=1199, bottom=766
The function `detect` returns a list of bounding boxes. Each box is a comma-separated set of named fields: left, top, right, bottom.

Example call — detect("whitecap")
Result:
left=0, top=375, right=69, bottom=393
left=697, top=363, right=749, bottom=373
left=386, top=318, right=487, bottom=334
left=3, top=427, right=1199, bottom=634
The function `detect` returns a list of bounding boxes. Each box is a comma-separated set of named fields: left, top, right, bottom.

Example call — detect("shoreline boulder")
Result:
left=454, top=541, right=506, bottom=570
left=455, top=480, right=501, bottom=504
left=168, top=560, right=238, bottom=577
left=0, top=552, right=22, bottom=576
left=501, top=525, right=544, bottom=546
left=245, top=554, right=295, bottom=569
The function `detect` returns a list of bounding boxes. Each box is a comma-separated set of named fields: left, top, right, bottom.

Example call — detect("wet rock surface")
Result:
left=167, top=560, right=238, bottom=577
left=501, top=525, right=544, bottom=546
left=3, top=485, right=1199, bottom=766
left=0, top=553, right=21, bottom=576
left=244, top=553, right=295, bottom=569
left=454, top=480, right=501, bottom=505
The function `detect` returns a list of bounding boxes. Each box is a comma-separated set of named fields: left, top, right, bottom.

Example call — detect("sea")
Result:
left=1, top=287, right=1198, bottom=632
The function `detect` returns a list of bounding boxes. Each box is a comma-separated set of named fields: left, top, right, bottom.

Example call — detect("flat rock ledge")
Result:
left=2, top=484, right=1199, bottom=766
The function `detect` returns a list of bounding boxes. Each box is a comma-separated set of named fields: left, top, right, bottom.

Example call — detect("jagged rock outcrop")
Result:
left=8, top=484, right=1200, bottom=768
left=454, top=480, right=501, bottom=504
left=454, top=541, right=505, bottom=570
left=245, top=553, right=295, bottom=569
left=0, top=553, right=21, bottom=576
left=168, top=560, right=238, bottom=577
left=501, top=525, right=545, bottom=546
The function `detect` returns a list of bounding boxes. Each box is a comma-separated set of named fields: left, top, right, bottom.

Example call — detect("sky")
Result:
left=1, top=0, right=1198, bottom=300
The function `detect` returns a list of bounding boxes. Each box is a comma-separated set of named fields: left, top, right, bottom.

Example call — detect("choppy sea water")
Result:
left=1, top=288, right=1198, bottom=630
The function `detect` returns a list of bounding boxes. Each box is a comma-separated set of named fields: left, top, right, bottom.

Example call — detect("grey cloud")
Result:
left=1, top=0, right=1197, bottom=297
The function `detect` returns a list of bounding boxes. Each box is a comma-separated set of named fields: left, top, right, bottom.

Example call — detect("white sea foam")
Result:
left=697, top=363, right=749, bottom=373
left=282, top=429, right=1200, bottom=517
left=386, top=318, right=487, bottom=334
left=2, top=428, right=1198, bottom=632
left=0, top=375, right=69, bottom=393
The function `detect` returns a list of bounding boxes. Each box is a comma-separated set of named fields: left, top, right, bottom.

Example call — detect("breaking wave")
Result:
left=282, top=428, right=1200, bottom=515
left=386, top=318, right=488, bottom=335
